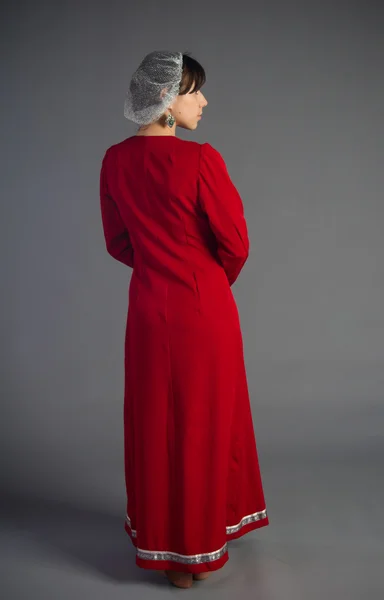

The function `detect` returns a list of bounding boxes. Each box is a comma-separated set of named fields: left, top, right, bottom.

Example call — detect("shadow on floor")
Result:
left=2, top=494, right=168, bottom=587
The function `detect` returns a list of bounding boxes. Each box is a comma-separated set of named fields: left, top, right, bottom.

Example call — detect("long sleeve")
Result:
left=198, top=143, right=249, bottom=286
left=100, top=149, right=134, bottom=269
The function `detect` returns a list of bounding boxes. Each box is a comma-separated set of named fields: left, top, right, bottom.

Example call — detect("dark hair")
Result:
left=179, top=53, right=206, bottom=95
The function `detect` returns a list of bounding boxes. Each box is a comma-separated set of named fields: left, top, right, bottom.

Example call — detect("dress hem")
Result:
left=124, top=514, right=269, bottom=573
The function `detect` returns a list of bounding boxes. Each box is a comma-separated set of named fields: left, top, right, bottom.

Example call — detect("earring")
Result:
left=165, top=113, right=175, bottom=128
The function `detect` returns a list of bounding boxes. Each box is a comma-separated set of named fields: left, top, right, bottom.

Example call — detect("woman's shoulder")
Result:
left=101, top=137, right=223, bottom=166
left=175, top=139, right=224, bottom=164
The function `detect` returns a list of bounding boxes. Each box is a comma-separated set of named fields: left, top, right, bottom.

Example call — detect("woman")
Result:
left=100, top=50, right=269, bottom=589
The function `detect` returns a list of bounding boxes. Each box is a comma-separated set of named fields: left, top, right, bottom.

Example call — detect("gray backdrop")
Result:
left=1, top=1, right=383, bottom=598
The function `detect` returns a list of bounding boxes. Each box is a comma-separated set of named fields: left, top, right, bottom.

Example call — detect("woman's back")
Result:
left=101, top=135, right=250, bottom=316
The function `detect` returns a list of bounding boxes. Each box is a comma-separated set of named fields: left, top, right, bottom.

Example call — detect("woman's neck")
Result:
left=135, top=122, right=177, bottom=137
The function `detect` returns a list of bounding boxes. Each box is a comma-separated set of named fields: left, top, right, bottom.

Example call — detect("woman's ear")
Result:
left=160, top=87, right=169, bottom=100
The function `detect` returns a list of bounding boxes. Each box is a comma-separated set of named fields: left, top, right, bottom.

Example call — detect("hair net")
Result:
left=124, top=50, right=183, bottom=125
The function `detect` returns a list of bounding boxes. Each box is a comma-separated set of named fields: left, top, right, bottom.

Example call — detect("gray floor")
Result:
left=1, top=457, right=383, bottom=599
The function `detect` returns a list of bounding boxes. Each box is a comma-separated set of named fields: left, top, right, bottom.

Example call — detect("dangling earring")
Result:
left=165, top=112, right=175, bottom=128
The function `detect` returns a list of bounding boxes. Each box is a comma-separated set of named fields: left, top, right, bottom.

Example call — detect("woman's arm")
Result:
left=100, top=149, right=134, bottom=268
left=198, top=143, right=249, bottom=285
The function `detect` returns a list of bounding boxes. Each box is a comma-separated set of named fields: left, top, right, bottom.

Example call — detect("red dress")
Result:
left=100, top=135, right=269, bottom=574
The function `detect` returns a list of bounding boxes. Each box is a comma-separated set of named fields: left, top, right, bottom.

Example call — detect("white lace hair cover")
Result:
left=124, top=50, right=183, bottom=125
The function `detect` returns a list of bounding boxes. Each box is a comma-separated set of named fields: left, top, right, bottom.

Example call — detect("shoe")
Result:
left=165, top=570, right=193, bottom=589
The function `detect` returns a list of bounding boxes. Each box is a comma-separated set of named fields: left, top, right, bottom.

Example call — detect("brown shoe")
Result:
left=193, top=572, right=211, bottom=580
left=165, top=570, right=193, bottom=589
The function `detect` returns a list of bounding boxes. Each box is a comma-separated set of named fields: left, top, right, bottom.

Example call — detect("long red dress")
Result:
left=100, top=135, right=269, bottom=574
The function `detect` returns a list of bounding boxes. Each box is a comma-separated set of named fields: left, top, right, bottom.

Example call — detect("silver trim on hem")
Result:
left=126, top=515, right=137, bottom=537
left=226, top=508, right=268, bottom=535
left=137, top=543, right=228, bottom=564
left=125, top=507, right=267, bottom=563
